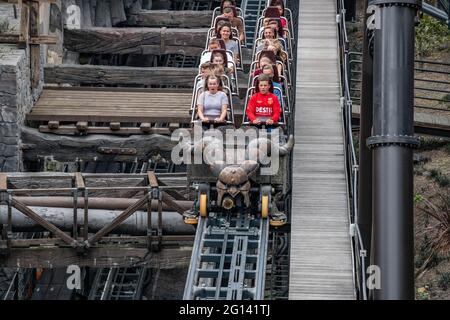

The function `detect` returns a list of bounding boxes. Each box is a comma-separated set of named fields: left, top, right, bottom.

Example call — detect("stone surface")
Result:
left=0, top=44, right=37, bottom=172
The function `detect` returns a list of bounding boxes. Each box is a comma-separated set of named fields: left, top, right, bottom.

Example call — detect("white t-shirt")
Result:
left=197, top=91, right=228, bottom=118
left=200, top=51, right=235, bottom=69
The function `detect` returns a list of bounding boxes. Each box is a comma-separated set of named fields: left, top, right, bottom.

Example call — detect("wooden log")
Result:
left=63, top=27, right=208, bottom=56
left=19, top=0, right=29, bottom=42
left=124, top=0, right=142, bottom=15
left=94, top=0, right=111, bottom=27
left=0, top=246, right=192, bottom=268
left=126, top=10, right=212, bottom=28
left=47, top=120, right=59, bottom=129
left=110, top=0, right=126, bottom=26
left=39, top=125, right=171, bottom=136
left=44, top=64, right=198, bottom=86
left=141, top=0, right=151, bottom=9
left=29, top=1, right=41, bottom=88
left=109, top=122, right=121, bottom=130
left=81, top=0, right=92, bottom=27
left=140, top=122, right=151, bottom=133
left=76, top=121, right=88, bottom=131
left=21, top=126, right=178, bottom=162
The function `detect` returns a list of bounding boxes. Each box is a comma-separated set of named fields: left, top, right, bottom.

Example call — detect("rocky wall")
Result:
left=0, top=44, right=41, bottom=172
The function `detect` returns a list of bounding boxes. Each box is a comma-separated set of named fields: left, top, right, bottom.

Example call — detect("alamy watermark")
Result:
left=66, top=265, right=81, bottom=290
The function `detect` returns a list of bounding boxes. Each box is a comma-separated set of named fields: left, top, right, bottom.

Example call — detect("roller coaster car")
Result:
left=183, top=125, right=294, bottom=227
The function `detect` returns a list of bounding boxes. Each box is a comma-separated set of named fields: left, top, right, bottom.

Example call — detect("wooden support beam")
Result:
left=126, top=10, right=212, bottom=28
left=0, top=34, right=57, bottom=44
left=74, top=172, right=85, bottom=189
left=0, top=245, right=192, bottom=268
left=0, top=173, right=7, bottom=191
left=140, top=123, right=151, bottom=133
left=0, top=0, right=59, bottom=4
left=19, top=0, right=29, bottom=42
left=39, top=125, right=171, bottom=136
left=75, top=121, right=88, bottom=131
left=148, top=171, right=158, bottom=188
left=63, top=27, right=208, bottom=56
left=47, top=120, right=59, bottom=129
left=21, top=127, right=178, bottom=162
left=109, top=122, right=121, bottom=131
left=10, top=198, right=77, bottom=246
left=44, top=64, right=198, bottom=86
left=29, top=0, right=41, bottom=88
left=161, top=191, right=187, bottom=215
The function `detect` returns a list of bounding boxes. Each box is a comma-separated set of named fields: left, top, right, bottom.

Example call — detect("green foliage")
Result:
left=419, top=137, right=447, bottom=151
left=414, top=194, right=425, bottom=204
left=415, top=15, right=450, bottom=57
left=429, top=169, right=450, bottom=188
left=416, top=286, right=430, bottom=300
left=444, top=144, right=450, bottom=155
left=438, top=272, right=450, bottom=291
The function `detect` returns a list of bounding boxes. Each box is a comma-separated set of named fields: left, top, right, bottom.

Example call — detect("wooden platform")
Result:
left=289, top=0, right=356, bottom=300
left=26, top=87, right=193, bottom=124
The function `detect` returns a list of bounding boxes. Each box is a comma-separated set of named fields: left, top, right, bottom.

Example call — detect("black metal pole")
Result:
left=367, top=0, right=421, bottom=300
left=358, top=0, right=375, bottom=298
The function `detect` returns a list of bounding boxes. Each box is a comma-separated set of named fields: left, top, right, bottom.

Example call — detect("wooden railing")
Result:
left=0, top=0, right=58, bottom=87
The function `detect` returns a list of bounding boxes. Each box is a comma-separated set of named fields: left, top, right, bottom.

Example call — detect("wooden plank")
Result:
left=0, top=173, right=7, bottom=191
left=109, top=122, right=121, bottom=130
left=0, top=34, right=21, bottom=43
left=29, top=113, right=191, bottom=123
left=19, top=0, right=29, bottom=42
left=47, top=120, right=59, bottom=129
left=75, top=121, right=88, bottom=131
left=148, top=171, right=158, bottom=188
left=44, top=65, right=198, bottom=86
left=63, top=27, right=208, bottom=56
left=125, top=10, right=212, bottom=28
left=21, top=126, right=178, bottom=162
left=29, top=35, right=57, bottom=44
left=0, top=246, right=192, bottom=268
left=75, top=172, right=85, bottom=189
left=29, top=0, right=40, bottom=88
left=39, top=125, right=171, bottom=136
left=0, top=0, right=58, bottom=3
left=42, top=86, right=193, bottom=94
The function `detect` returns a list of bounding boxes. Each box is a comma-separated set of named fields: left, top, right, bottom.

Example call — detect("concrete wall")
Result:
left=0, top=45, right=41, bottom=172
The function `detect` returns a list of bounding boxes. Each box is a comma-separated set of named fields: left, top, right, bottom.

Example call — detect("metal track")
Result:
left=88, top=267, right=147, bottom=300
left=183, top=213, right=269, bottom=300
left=242, top=0, right=267, bottom=47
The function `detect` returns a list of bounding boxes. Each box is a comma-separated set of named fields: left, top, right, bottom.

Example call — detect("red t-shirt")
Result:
left=246, top=92, right=281, bottom=122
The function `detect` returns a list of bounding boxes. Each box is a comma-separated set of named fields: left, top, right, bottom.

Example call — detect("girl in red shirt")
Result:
left=246, top=75, right=281, bottom=125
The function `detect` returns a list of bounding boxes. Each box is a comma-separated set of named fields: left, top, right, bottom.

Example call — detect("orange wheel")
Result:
left=199, top=194, right=208, bottom=218
left=261, top=195, right=269, bottom=219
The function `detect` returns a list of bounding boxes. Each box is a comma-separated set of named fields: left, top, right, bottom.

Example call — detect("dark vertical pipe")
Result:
left=368, top=0, right=421, bottom=300
left=358, top=0, right=374, bottom=297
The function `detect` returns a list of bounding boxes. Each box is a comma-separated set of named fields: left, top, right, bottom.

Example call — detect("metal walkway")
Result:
left=289, top=0, right=355, bottom=299
left=183, top=213, right=269, bottom=300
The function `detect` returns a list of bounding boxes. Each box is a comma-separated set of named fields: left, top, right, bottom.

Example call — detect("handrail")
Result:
left=349, top=52, right=450, bottom=113
left=337, top=0, right=368, bottom=300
